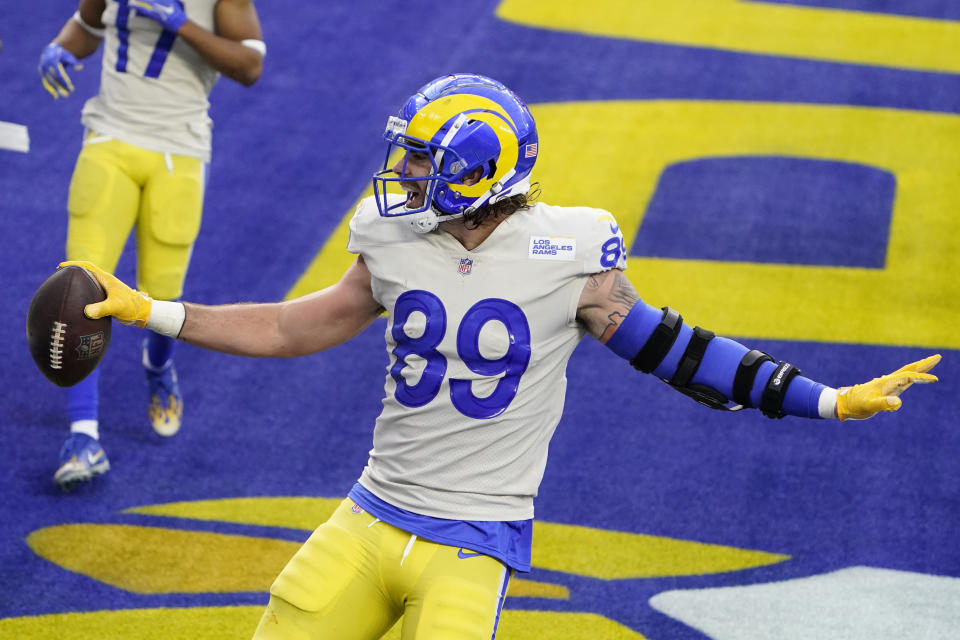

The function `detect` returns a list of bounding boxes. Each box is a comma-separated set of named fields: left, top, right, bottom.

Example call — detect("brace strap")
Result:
left=732, top=349, right=775, bottom=408
left=629, top=307, right=682, bottom=373
left=669, top=326, right=715, bottom=387
left=760, top=361, right=802, bottom=419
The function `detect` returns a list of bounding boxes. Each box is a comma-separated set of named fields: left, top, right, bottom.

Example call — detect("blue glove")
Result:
left=129, top=0, right=188, bottom=32
left=39, top=43, right=81, bottom=99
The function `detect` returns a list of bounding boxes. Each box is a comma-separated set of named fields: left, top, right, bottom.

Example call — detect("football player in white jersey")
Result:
left=38, top=0, right=265, bottom=489
left=63, top=74, right=939, bottom=639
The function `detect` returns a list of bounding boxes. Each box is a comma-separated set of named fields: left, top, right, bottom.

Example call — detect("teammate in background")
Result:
left=65, top=74, right=939, bottom=639
left=39, top=0, right=265, bottom=489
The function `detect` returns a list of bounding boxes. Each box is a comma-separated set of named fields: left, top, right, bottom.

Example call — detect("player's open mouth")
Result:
left=403, top=184, right=426, bottom=209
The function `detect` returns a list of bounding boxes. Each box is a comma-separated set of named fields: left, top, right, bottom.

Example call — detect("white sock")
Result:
left=70, top=419, right=100, bottom=440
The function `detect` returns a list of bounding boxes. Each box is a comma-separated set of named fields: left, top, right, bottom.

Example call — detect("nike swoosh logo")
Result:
left=132, top=1, right=175, bottom=16
left=609, top=223, right=620, bottom=234
left=457, top=548, right=484, bottom=559
left=86, top=449, right=104, bottom=464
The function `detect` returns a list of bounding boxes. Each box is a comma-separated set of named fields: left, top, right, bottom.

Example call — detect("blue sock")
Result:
left=146, top=331, right=176, bottom=369
left=67, top=368, right=99, bottom=423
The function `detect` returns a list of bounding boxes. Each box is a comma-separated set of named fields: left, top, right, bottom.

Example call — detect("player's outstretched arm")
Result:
left=577, top=268, right=940, bottom=420
left=130, top=0, right=264, bottom=86
left=60, top=258, right=383, bottom=358
left=39, top=0, right=106, bottom=98
left=177, top=256, right=384, bottom=357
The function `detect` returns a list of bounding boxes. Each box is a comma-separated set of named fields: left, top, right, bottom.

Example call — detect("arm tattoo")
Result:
left=597, top=272, right=640, bottom=341
left=610, top=271, right=639, bottom=308
left=600, top=311, right=627, bottom=342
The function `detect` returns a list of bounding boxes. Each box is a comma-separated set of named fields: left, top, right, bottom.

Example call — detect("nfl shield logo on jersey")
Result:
left=458, top=257, right=474, bottom=276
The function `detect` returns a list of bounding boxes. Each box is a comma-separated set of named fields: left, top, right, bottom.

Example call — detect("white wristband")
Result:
left=146, top=300, right=186, bottom=338
left=818, top=387, right=838, bottom=419
left=72, top=11, right=105, bottom=38
left=240, top=39, right=267, bottom=57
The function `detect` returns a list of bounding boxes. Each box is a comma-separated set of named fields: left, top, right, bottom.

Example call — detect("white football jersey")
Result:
left=348, top=197, right=628, bottom=521
left=81, top=0, right=220, bottom=160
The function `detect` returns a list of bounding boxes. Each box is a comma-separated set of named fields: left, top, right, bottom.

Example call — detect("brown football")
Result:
left=26, top=266, right=112, bottom=387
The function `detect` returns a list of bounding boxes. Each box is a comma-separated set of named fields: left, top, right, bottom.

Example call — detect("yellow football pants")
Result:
left=66, top=132, right=206, bottom=300
left=252, top=499, right=511, bottom=640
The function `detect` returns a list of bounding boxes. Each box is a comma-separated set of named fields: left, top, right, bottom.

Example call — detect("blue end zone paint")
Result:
left=631, top=157, right=895, bottom=267
left=748, top=0, right=960, bottom=20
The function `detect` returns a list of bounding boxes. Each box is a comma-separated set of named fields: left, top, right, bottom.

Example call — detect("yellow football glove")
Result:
left=835, top=354, right=941, bottom=421
left=59, top=260, right=153, bottom=328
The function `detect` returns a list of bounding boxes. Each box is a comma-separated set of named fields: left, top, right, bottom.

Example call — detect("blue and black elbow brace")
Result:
left=605, top=302, right=824, bottom=419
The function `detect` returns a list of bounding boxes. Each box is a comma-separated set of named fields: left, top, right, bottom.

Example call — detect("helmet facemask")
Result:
left=373, top=114, right=477, bottom=232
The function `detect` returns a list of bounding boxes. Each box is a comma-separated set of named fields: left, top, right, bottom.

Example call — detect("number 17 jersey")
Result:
left=82, top=0, right=220, bottom=160
left=347, top=197, right=628, bottom=522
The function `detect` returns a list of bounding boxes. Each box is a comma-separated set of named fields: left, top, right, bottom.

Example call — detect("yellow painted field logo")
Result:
left=8, top=496, right=789, bottom=639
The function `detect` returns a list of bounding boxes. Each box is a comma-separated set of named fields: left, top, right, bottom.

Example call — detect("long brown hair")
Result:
left=462, top=183, right=541, bottom=229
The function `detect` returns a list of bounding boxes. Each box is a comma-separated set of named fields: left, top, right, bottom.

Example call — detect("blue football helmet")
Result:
left=372, top=73, right=539, bottom=233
